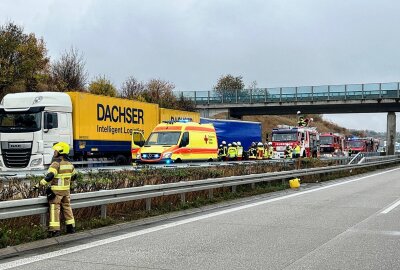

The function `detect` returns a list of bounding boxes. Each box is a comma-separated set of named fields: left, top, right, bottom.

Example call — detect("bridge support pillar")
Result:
left=386, top=112, right=396, bottom=155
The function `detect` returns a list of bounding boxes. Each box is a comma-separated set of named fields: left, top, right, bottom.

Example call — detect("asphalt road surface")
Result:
left=1, top=167, right=400, bottom=270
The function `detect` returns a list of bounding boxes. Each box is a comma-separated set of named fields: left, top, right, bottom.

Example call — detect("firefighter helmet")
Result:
left=52, top=142, right=70, bottom=155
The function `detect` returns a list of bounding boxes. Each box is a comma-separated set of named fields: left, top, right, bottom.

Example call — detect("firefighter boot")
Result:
left=49, top=231, right=61, bottom=238
left=66, top=224, right=76, bottom=234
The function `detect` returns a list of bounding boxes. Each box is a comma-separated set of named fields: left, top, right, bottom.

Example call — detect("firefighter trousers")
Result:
left=48, top=190, right=75, bottom=231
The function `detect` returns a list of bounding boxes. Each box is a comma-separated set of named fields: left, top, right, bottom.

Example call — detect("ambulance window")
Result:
left=180, top=132, right=189, bottom=147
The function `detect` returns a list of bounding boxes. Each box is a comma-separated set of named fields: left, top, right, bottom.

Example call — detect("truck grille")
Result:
left=141, top=153, right=161, bottom=160
left=1, top=142, right=32, bottom=168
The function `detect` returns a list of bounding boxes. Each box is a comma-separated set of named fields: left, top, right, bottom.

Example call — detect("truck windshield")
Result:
left=272, top=133, right=297, bottom=142
left=145, top=132, right=181, bottom=146
left=348, top=141, right=364, bottom=148
left=0, top=111, right=42, bottom=133
left=320, top=136, right=333, bottom=145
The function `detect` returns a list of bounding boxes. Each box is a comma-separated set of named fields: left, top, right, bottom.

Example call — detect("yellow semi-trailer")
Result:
left=159, top=108, right=200, bottom=123
left=0, top=92, right=159, bottom=171
left=68, top=92, right=159, bottom=165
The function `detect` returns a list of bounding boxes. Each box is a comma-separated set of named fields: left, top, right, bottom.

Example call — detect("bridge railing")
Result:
left=176, top=82, right=400, bottom=105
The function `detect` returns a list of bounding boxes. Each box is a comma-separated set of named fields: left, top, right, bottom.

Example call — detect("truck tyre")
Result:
left=115, top=155, right=128, bottom=166
left=175, top=158, right=182, bottom=163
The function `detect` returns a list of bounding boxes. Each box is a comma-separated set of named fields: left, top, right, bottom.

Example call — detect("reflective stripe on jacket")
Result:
left=48, top=158, right=77, bottom=191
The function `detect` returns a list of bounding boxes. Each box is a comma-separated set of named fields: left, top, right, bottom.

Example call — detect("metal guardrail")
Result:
left=1, top=155, right=399, bottom=223
left=176, top=82, right=400, bottom=105
left=348, top=152, right=381, bottom=164
left=0, top=159, right=294, bottom=181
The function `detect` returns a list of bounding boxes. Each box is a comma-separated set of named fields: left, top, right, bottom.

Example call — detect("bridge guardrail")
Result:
left=1, top=155, right=399, bottom=223
left=176, top=82, right=400, bottom=105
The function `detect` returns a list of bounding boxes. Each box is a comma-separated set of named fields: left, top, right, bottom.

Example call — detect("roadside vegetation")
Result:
left=0, top=159, right=395, bottom=248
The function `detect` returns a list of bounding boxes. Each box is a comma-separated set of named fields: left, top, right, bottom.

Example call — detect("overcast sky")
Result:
left=2, top=0, right=400, bottom=132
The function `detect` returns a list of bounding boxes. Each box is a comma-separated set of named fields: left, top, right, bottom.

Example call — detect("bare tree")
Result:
left=51, top=47, right=88, bottom=91
left=145, top=79, right=177, bottom=108
left=120, top=77, right=195, bottom=110
left=119, top=76, right=146, bottom=100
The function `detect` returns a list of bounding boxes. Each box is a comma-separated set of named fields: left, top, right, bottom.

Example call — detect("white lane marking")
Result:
left=381, top=198, right=400, bottom=214
left=1, top=167, right=399, bottom=270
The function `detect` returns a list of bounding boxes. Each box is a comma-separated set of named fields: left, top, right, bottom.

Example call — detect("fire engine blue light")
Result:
left=154, top=154, right=159, bottom=158
left=166, top=159, right=171, bottom=164
left=142, top=154, right=148, bottom=158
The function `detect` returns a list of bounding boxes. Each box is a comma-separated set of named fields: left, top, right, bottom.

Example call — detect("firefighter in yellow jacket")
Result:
left=37, top=142, right=77, bottom=236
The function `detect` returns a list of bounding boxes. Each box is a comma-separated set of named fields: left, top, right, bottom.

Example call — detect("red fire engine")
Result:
left=319, top=133, right=345, bottom=157
left=271, top=125, right=319, bottom=158
left=346, top=137, right=380, bottom=154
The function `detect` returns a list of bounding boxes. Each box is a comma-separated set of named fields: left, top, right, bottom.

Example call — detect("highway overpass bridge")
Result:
left=177, top=82, right=400, bottom=154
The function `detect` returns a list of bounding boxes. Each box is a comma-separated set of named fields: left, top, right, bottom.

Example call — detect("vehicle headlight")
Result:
left=163, top=152, right=172, bottom=159
left=30, top=158, right=42, bottom=167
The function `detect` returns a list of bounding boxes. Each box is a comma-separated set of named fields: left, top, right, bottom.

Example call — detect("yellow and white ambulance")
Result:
left=133, top=121, right=218, bottom=163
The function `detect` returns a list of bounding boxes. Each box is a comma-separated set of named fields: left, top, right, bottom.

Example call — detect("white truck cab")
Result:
left=0, top=92, right=73, bottom=171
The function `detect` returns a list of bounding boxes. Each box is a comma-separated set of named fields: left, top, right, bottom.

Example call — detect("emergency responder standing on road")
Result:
left=236, top=142, right=243, bottom=161
left=284, top=144, right=293, bottom=159
left=263, top=142, right=270, bottom=159
left=218, top=144, right=223, bottom=160
left=268, top=142, right=274, bottom=159
left=227, top=143, right=237, bottom=161
left=35, top=142, right=77, bottom=237
left=256, top=142, right=264, bottom=160
left=221, top=141, right=228, bottom=161
left=248, top=142, right=257, bottom=160
left=294, top=143, right=301, bottom=158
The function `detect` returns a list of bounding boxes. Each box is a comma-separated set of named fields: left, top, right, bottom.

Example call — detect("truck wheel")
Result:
left=175, top=158, right=182, bottom=163
left=115, top=155, right=128, bottom=165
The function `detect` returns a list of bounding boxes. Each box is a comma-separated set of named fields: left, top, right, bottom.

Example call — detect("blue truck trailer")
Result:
left=200, top=118, right=262, bottom=150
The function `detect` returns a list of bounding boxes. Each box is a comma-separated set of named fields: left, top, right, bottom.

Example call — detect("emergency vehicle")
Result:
left=271, top=125, right=319, bottom=158
left=346, top=137, right=379, bottom=154
left=319, top=133, right=345, bottom=157
left=133, top=121, right=218, bottom=163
